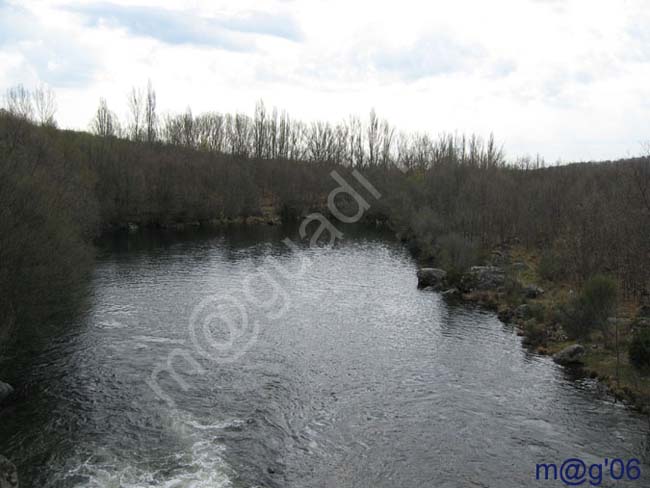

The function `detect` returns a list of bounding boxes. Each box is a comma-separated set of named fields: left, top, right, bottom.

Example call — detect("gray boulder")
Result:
left=441, top=288, right=460, bottom=298
left=461, top=266, right=506, bottom=291
left=417, top=268, right=447, bottom=290
left=553, top=344, right=585, bottom=366
left=0, top=456, right=17, bottom=488
left=0, top=382, right=13, bottom=404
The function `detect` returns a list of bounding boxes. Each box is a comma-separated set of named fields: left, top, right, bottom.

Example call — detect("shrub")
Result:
left=528, top=302, right=547, bottom=322
left=523, top=319, right=546, bottom=347
left=538, top=249, right=568, bottom=282
left=629, top=325, right=650, bottom=373
left=437, top=233, right=478, bottom=283
left=503, top=276, right=525, bottom=306
left=560, top=274, right=618, bottom=340
left=409, top=208, right=444, bottom=260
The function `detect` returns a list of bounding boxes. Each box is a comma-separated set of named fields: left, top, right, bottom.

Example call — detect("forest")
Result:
left=1, top=83, right=649, bottom=346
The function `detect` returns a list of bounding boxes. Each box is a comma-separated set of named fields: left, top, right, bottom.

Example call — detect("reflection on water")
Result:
left=0, top=225, right=649, bottom=487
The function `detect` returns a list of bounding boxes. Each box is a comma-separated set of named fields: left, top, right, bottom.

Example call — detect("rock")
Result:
left=546, top=323, right=568, bottom=342
left=524, top=284, right=544, bottom=299
left=416, top=268, right=447, bottom=290
left=0, top=456, right=18, bottom=488
left=441, top=288, right=460, bottom=298
left=514, top=304, right=531, bottom=320
left=553, top=344, right=585, bottom=366
left=0, top=382, right=13, bottom=404
left=461, top=266, right=505, bottom=291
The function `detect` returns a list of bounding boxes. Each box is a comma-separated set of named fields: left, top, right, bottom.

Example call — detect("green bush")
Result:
left=560, top=274, right=617, bottom=340
left=629, top=326, right=650, bottom=372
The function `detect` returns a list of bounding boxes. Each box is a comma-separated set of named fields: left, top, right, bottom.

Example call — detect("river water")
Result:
left=0, top=225, right=648, bottom=487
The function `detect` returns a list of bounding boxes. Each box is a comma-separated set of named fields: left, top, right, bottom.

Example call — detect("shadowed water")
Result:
left=1, top=226, right=649, bottom=487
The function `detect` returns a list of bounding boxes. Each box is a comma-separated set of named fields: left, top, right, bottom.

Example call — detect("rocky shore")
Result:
left=417, top=246, right=650, bottom=414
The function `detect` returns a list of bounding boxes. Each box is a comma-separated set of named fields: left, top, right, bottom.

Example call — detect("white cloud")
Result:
left=1, top=0, right=649, bottom=161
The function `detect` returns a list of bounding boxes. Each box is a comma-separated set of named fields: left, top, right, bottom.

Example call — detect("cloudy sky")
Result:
left=1, top=0, right=649, bottom=161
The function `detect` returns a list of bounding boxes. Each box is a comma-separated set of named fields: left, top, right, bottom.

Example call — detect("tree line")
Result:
left=0, top=82, right=648, bottom=341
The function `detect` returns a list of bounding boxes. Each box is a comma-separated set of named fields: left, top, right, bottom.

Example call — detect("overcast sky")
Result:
left=1, top=0, right=649, bottom=162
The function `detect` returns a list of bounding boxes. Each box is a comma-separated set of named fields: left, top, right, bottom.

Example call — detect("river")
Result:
left=0, top=225, right=648, bottom=487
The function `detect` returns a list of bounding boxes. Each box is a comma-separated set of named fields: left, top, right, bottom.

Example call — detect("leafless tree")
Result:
left=33, top=85, right=57, bottom=127
left=5, top=85, right=34, bottom=121
left=91, top=98, right=119, bottom=138
left=145, top=80, right=158, bottom=143
left=127, top=87, right=144, bottom=142
left=367, top=109, right=380, bottom=166
left=253, top=100, right=267, bottom=159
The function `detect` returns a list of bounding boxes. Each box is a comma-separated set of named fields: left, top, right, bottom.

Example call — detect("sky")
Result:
left=1, top=0, right=649, bottom=162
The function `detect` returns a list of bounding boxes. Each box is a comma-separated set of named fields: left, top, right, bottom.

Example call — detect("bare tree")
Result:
left=348, top=116, right=365, bottom=167
left=91, top=98, right=119, bottom=138
left=145, top=80, right=158, bottom=143
left=195, top=112, right=225, bottom=152
left=379, top=118, right=395, bottom=167
left=229, top=113, right=252, bottom=157
left=5, top=85, right=34, bottom=121
left=127, top=87, right=144, bottom=142
left=307, top=121, right=335, bottom=163
left=367, top=109, right=379, bottom=166
left=253, top=100, right=267, bottom=159
left=162, top=113, right=182, bottom=145
left=180, top=108, right=196, bottom=148
left=33, top=85, right=57, bottom=127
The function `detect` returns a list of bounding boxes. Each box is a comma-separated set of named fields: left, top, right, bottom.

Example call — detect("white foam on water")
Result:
left=64, top=411, right=239, bottom=488
left=96, top=319, right=129, bottom=330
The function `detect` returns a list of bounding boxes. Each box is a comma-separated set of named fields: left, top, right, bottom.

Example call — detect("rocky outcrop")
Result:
left=0, top=382, right=13, bottom=405
left=416, top=268, right=447, bottom=290
left=0, top=456, right=17, bottom=488
left=553, top=344, right=585, bottom=366
left=460, top=266, right=505, bottom=291
left=441, top=288, right=460, bottom=298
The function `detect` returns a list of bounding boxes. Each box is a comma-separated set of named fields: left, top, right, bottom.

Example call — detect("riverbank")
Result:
left=433, top=245, right=650, bottom=414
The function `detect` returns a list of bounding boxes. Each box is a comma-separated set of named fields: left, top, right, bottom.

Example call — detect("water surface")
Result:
left=1, top=226, right=648, bottom=487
